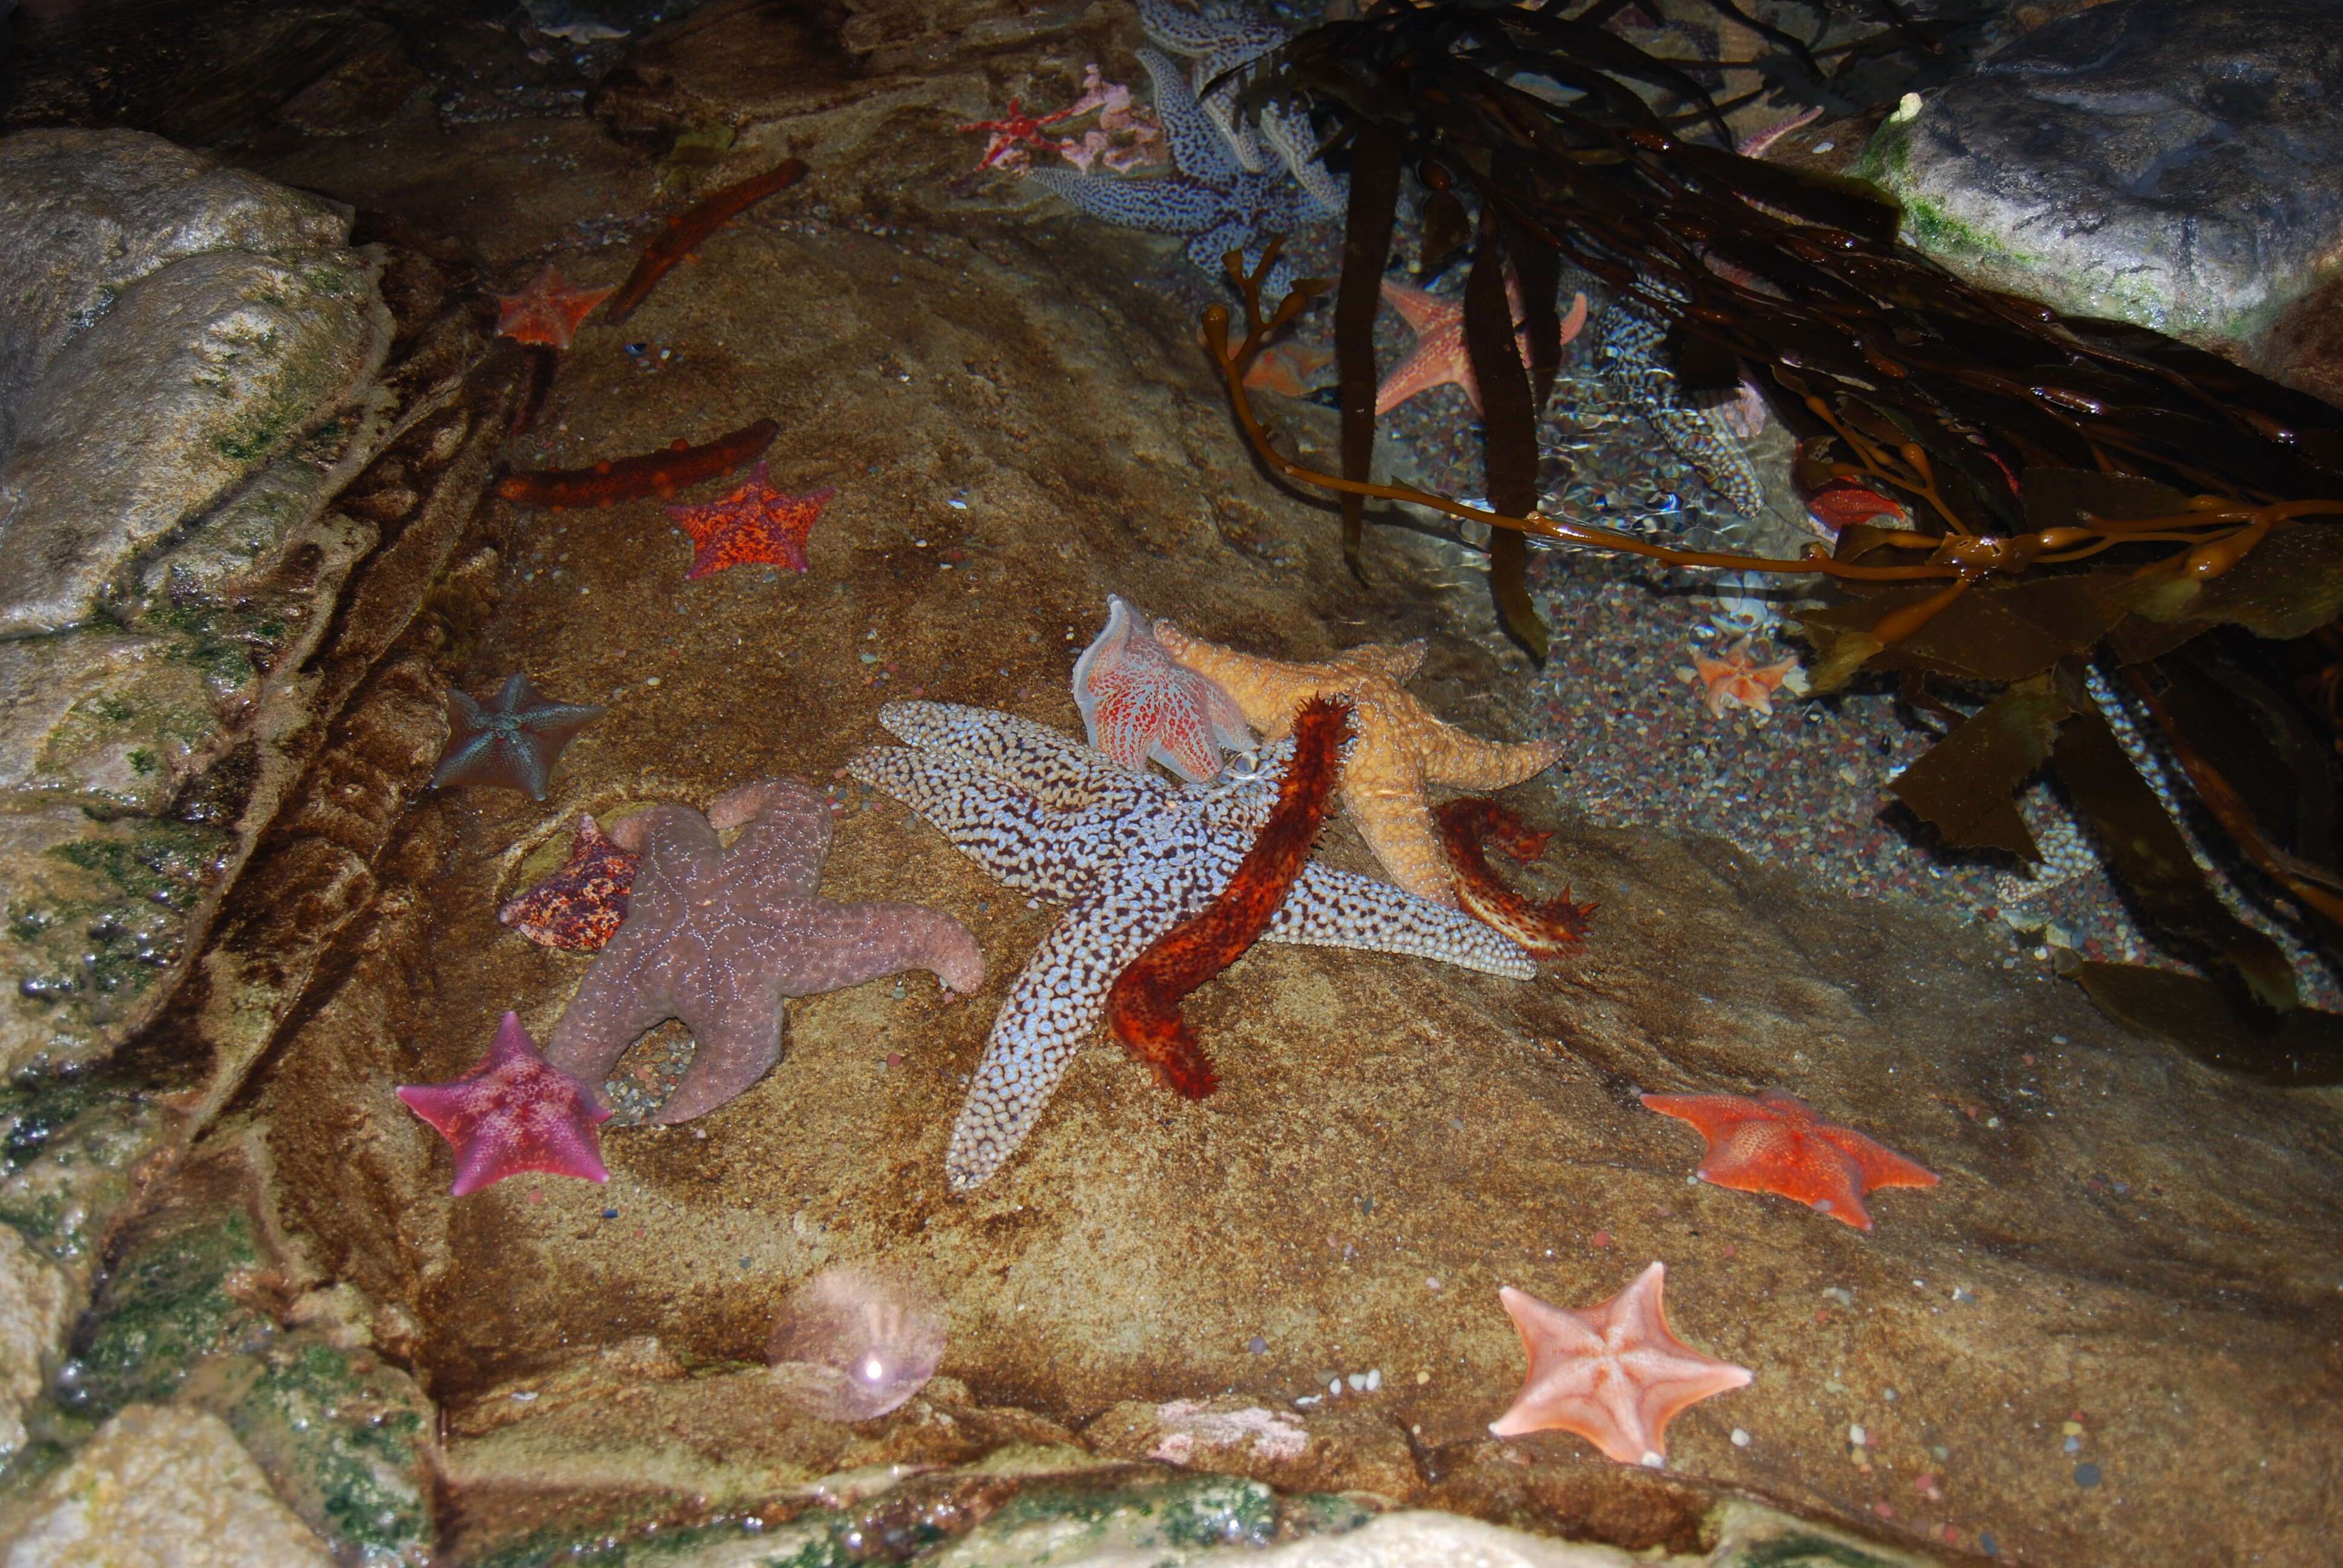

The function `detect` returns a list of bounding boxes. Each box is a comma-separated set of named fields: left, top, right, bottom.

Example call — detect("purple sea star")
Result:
left=398, top=1011, right=612, bottom=1197
left=499, top=814, right=642, bottom=952
left=664, top=462, right=835, bottom=579
left=1072, top=595, right=1250, bottom=783
left=548, top=780, right=987, bottom=1124
left=432, top=673, right=605, bottom=801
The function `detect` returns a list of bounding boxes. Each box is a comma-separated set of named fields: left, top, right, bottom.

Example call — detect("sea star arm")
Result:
left=1267, top=863, right=1536, bottom=978
left=872, top=701, right=1144, bottom=812
left=652, top=941, right=794, bottom=1124
left=1136, top=44, right=1240, bottom=183
left=709, top=779, right=834, bottom=899
left=1415, top=720, right=1566, bottom=791
left=847, top=746, right=1096, bottom=900
left=1024, top=166, right=1227, bottom=235
left=545, top=807, right=721, bottom=1093
left=946, top=889, right=1190, bottom=1190
left=788, top=901, right=986, bottom=997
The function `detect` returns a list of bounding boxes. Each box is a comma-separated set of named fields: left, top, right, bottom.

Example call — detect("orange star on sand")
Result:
left=491, top=264, right=614, bottom=349
left=1375, top=278, right=1589, bottom=416
left=1489, top=1262, right=1752, bottom=1468
left=1680, top=636, right=1800, bottom=721
left=663, top=462, right=834, bottom=579
left=1639, top=1089, right=1941, bottom=1230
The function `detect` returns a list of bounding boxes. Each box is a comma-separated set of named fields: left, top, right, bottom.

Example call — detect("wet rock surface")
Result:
left=0, top=2, right=2339, bottom=1565
left=1861, top=0, right=2343, bottom=345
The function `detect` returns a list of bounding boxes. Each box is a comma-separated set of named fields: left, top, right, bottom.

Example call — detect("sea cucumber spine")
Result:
left=603, top=160, right=810, bottom=324
left=496, top=418, right=781, bottom=511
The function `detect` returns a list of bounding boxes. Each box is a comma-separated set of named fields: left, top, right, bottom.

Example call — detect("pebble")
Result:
left=2074, top=1462, right=2102, bottom=1488
left=1248, top=1336, right=1267, bottom=1355
left=1731, top=1428, right=1751, bottom=1447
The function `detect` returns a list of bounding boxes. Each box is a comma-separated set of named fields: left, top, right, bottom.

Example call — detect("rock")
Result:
left=1858, top=0, right=2343, bottom=344
left=0, top=1405, right=335, bottom=1567
left=0, top=1229, right=68, bottom=1464
left=1086, top=1397, right=1420, bottom=1502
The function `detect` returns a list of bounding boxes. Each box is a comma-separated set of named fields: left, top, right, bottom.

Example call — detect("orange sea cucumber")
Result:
left=603, top=160, right=810, bottom=324
left=1435, top=797, right=1591, bottom=958
left=1105, top=696, right=1352, bottom=1098
left=496, top=419, right=780, bottom=512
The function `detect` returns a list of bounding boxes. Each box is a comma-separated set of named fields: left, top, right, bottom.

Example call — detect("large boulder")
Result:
left=1858, top=0, right=2343, bottom=344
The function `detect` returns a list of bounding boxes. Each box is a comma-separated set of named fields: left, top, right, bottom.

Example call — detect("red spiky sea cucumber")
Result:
left=1435, top=797, right=1593, bottom=958
left=496, top=419, right=779, bottom=512
left=603, top=160, right=810, bottom=324
left=1106, top=695, right=1352, bottom=1099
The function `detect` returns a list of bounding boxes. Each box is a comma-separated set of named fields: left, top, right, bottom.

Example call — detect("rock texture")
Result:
left=1860, top=0, right=2343, bottom=343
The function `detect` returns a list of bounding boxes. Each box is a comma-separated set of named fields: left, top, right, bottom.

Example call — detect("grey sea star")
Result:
left=547, top=779, right=986, bottom=1124
left=432, top=673, right=606, bottom=801
left=1136, top=0, right=1345, bottom=215
left=848, top=702, right=1535, bottom=1191
left=1025, top=45, right=1318, bottom=297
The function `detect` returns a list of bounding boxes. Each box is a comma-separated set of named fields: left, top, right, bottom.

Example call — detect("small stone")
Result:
left=2075, top=1462, right=2102, bottom=1488
left=1731, top=1428, right=1751, bottom=1447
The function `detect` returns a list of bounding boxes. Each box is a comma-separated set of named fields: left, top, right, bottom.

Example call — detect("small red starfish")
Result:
left=1639, top=1088, right=1940, bottom=1230
left=663, top=462, right=835, bottom=578
left=958, top=96, right=1080, bottom=171
left=1375, top=278, right=1588, bottom=416
left=490, top=264, right=614, bottom=350
left=398, top=1012, right=612, bottom=1197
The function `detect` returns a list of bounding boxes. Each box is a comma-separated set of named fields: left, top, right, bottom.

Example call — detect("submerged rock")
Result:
left=1860, top=0, right=2343, bottom=344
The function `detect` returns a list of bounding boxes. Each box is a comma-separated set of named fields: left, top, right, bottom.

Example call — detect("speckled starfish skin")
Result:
left=1154, top=623, right=1566, bottom=907
left=848, top=702, right=1535, bottom=1191
left=548, top=780, right=986, bottom=1124
left=1072, top=594, right=1250, bottom=782
left=431, top=673, right=605, bottom=802
left=1026, top=46, right=1312, bottom=298
left=1136, top=0, right=1344, bottom=214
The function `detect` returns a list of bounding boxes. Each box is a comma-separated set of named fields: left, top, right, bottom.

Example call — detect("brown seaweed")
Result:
left=603, top=160, right=810, bottom=324
left=497, top=419, right=779, bottom=512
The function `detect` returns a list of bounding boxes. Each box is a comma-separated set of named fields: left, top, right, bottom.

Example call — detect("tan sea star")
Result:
left=1152, top=622, right=1564, bottom=907
left=1679, top=637, right=1801, bottom=722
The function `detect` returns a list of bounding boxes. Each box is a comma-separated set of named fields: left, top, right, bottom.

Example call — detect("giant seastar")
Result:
left=431, top=673, right=605, bottom=801
left=664, top=462, right=834, bottom=578
left=1135, top=0, right=1343, bottom=214
left=398, top=1011, right=611, bottom=1197
left=1489, top=1262, right=1752, bottom=1467
left=1072, top=594, right=1250, bottom=783
left=1639, top=1089, right=1940, bottom=1230
left=1024, top=45, right=1316, bottom=298
left=490, top=264, right=613, bottom=350
left=848, top=701, right=1535, bottom=1191
left=1152, top=622, right=1565, bottom=907
left=547, top=780, right=986, bottom=1124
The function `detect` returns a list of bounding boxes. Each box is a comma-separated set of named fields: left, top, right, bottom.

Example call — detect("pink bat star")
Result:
left=398, top=1011, right=612, bottom=1197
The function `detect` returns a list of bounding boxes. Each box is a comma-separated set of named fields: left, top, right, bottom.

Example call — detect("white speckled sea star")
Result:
left=1024, top=45, right=1316, bottom=297
left=848, top=702, right=1535, bottom=1191
left=1136, top=0, right=1344, bottom=214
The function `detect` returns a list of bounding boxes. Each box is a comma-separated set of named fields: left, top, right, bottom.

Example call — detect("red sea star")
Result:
left=1489, top=1262, right=1752, bottom=1467
left=1073, top=595, right=1250, bottom=782
left=664, top=462, right=834, bottom=578
left=1681, top=637, right=1800, bottom=722
left=499, top=814, right=641, bottom=952
left=397, top=1012, right=612, bottom=1197
left=490, top=264, right=614, bottom=350
left=1375, top=278, right=1588, bottom=416
left=1639, top=1088, right=1941, bottom=1230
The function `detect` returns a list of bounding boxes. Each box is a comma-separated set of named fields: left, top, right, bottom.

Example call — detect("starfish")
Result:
left=490, top=264, right=613, bottom=350
left=1679, top=637, right=1801, bottom=722
left=499, top=814, right=641, bottom=952
left=398, top=1012, right=612, bottom=1197
left=1640, top=1089, right=1940, bottom=1230
left=1136, top=0, right=1343, bottom=213
left=1376, top=278, right=1589, bottom=416
left=1024, top=46, right=1315, bottom=298
left=1073, top=595, right=1251, bottom=783
left=547, top=780, right=985, bottom=1125
left=663, top=462, right=834, bottom=578
left=431, top=673, right=605, bottom=801
left=1803, top=478, right=1909, bottom=541
left=847, top=702, right=1535, bottom=1190
left=1489, top=1262, right=1752, bottom=1467
left=1152, top=622, right=1565, bottom=907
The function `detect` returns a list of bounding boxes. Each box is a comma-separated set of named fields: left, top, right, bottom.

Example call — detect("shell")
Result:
left=767, top=1266, right=945, bottom=1421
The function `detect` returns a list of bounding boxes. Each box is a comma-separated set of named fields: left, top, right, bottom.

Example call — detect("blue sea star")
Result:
left=1025, top=45, right=1318, bottom=296
left=848, top=702, right=1535, bottom=1191
left=1137, top=0, right=1343, bottom=214
left=431, top=673, right=606, bottom=801
left=547, top=780, right=985, bottom=1125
